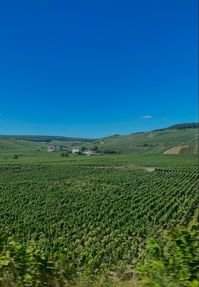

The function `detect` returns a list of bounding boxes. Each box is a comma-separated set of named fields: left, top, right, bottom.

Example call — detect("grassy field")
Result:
left=0, top=128, right=198, bottom=286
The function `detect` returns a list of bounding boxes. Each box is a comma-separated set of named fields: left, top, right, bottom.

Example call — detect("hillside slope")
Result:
left=0, top=124, right=198, bottom=156
left=96, top=128, right=198, bottom=154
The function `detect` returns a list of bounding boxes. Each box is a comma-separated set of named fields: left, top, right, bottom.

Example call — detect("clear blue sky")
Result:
left=0, top=0, right=198, bottom=138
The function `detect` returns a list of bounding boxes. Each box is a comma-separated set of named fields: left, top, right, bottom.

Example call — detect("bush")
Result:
left=12, top=155, right=18, bottom=159
left=136, top=224, right=199, bottom=287
left=60, top=152, right=69, bottom=157
left=103, top=150, right=121, bottom=155
left=0, top=238, right=65, bottom=287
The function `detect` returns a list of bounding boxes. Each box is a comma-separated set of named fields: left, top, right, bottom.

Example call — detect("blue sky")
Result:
left=0, top=0, right=198, bottom=138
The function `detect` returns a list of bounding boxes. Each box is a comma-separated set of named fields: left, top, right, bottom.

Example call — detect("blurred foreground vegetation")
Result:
left=0, top=223, right=198, bottom=287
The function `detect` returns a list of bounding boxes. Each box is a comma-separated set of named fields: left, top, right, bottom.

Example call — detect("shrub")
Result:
left=0, top=239, right=61, bottom=287
left=60, top=152, right=69, bottom=157
left=12, top=155, right=18, bottom=159
left=136, top=224, right=199, bottom=287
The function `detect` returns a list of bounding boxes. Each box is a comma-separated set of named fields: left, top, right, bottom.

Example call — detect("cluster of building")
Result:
left=72, top=147, right=96, bottom=156
left=47, top=145, right=96, bottom=156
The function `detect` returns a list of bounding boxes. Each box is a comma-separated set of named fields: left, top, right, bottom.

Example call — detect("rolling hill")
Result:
left=97, top=126, right=198, bottom=155
left=0, top=123, right=198, bottom=157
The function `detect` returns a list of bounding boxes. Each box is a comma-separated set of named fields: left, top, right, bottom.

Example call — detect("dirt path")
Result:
left=163, top=145, right=188, bottom=155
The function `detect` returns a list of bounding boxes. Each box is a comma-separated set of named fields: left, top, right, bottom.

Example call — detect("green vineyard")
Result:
left=0, top=154, right=198, bottom=286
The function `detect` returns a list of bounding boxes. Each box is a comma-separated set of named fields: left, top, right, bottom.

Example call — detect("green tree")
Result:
left=12, top=154, right=18, bottom=159
left=60, top=152, right=69, bottom=157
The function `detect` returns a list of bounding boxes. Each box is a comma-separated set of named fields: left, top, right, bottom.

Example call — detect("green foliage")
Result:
left=136, top=224, right=199, bottom=287
left=103, top=150, right=120, bottom=154
left=60, top=152, right=69, bottom=157
left=12, top=155, right=18, bottom=159
left=0, top=142, right=198, bottom=286
left=0, top=158, right=197, bottom=276
left=0, top=225, right=198, bottom=287
left=93, top=146, right=99, bottom=152
left=0, top=238, right=56, bottom=286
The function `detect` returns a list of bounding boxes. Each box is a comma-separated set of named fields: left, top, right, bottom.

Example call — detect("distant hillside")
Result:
left=153, top=122, right=199, bottom=132
left=0, top=123, right=198, bottom=156
left=0, top=135, right=95, bottom=142
left=0, top=136, right=95, bottom=156
left=169, top=122, right=199, bottom=129
left=95, top=126, right=198, bottom=155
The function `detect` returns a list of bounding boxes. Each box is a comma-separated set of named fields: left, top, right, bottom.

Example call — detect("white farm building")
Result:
left=47, top=145, right=57, bottom=152
left=83, top=149, right=96, bottom=156
left=72, top=147, right=80, bottom=154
